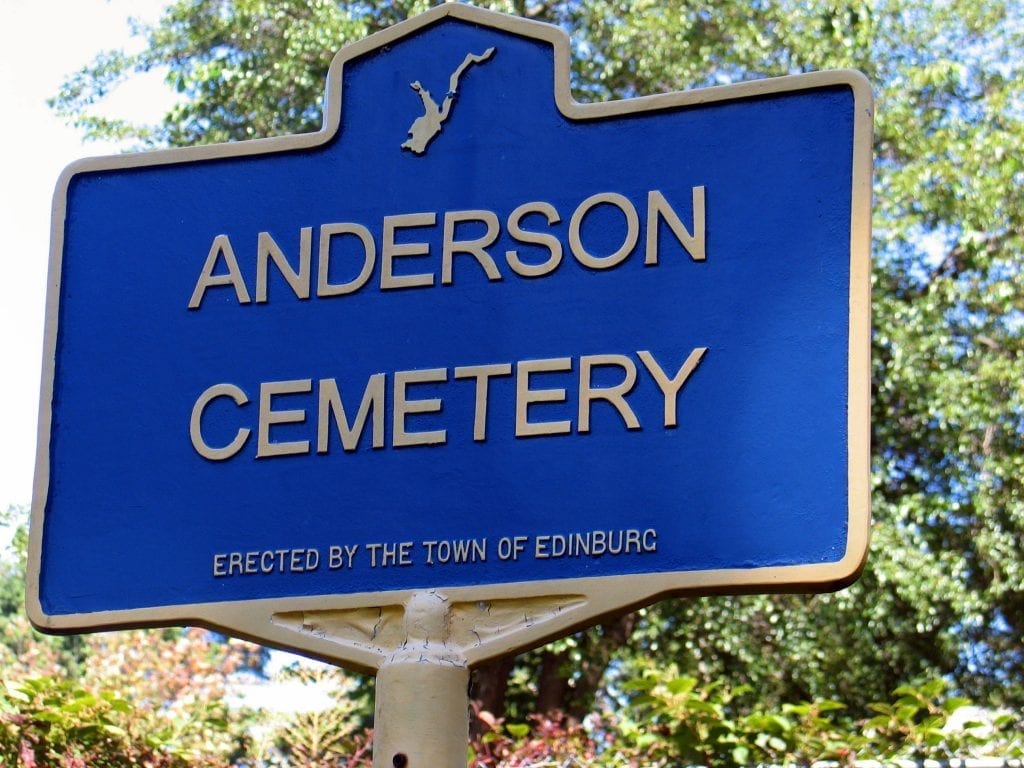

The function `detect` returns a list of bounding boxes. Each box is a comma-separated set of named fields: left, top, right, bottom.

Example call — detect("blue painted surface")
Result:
left=41, top=16, right=856, bottom=615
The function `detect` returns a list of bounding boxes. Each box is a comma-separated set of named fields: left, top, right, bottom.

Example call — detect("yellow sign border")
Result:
left=28, top=3, right=872, bottom=671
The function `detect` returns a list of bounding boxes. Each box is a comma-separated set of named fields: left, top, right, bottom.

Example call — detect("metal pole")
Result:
left=374, top=660, right=470, bottom=768
left=372, top=591, right=470, bottom=768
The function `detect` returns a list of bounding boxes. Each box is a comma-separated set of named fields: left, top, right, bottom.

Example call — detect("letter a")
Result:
left=188, top=234, right=252, bottom=309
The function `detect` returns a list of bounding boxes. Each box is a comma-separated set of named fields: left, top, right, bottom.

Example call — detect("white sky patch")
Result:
left=227, top=675, right=341, bottom=714
left=918, top=227, right=954, bottom=267
left=228, top=652, right=355, bottom=713
left=0, top=0, right=178, bottom=509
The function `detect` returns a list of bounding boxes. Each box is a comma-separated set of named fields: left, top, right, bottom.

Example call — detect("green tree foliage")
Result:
left=3, top=621, right=1021, bottom=767
left=1, top=626, right=249, bottom=767
left=606, top=668, right=1023, bottom=766
left=0, top=506, right=28, bottom=618
left=48, top=0, right=1024, bottom=717
left=242, top=665, right=373, bottom=767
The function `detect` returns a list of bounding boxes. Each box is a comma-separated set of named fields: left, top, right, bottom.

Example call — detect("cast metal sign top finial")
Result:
left=401, top=47, right=496, bottom=154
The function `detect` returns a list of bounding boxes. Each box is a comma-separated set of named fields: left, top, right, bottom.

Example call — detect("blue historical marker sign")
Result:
left=29, top=5, right=872, bottom=667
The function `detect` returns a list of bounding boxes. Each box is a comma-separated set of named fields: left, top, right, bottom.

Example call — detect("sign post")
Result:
left=29, top=5, right=872, bottom=765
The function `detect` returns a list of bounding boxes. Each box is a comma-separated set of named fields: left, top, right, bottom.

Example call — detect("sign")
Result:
left=28, top=5, right=872, bottom=669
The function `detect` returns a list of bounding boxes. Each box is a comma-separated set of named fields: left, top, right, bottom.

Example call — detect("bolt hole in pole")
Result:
left=372, top=592, right=471, bottom=768
left=373, top=661, right=469, bottom=768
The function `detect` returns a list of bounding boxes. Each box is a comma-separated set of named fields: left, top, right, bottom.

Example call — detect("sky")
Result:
left=0, top=0, right=176, bottom=511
